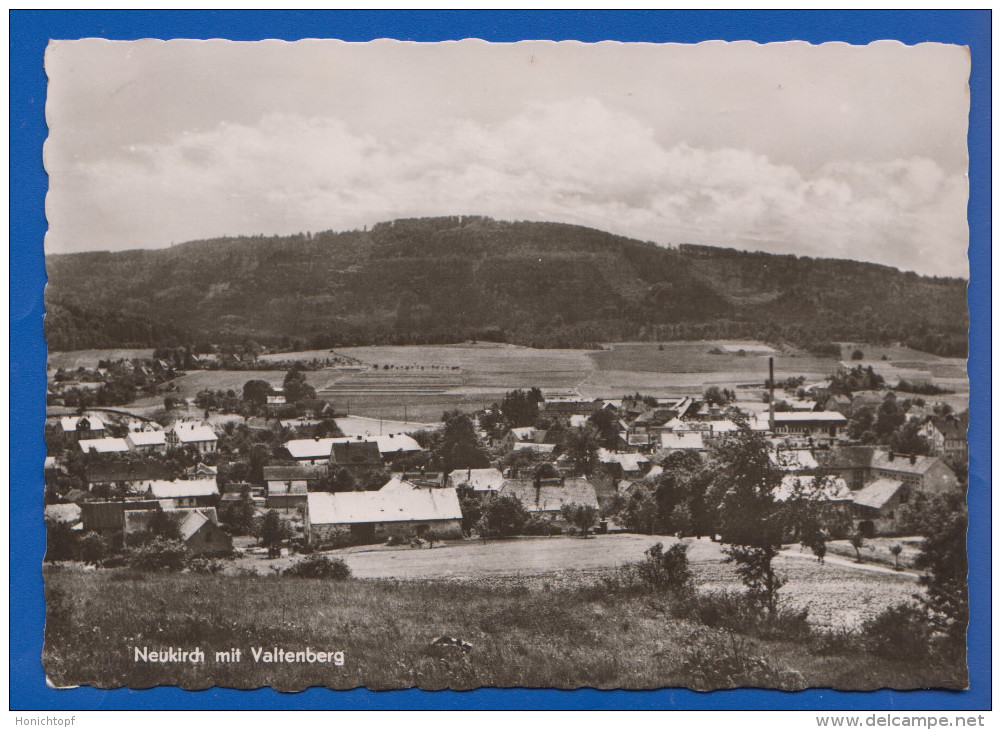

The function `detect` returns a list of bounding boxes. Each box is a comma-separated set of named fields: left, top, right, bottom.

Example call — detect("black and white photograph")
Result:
left=40, top=38, right=970, bottom=692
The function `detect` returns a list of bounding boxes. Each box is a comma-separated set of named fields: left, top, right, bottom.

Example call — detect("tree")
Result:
left=708, top=423, right=785, bottom=616
left=890, top=543, right=903, bottom=571
left=913, top=492, right=968, bottom=647
left=851, top=348, right=865, bottom=360
left=499, top=389, right=540, bottom=428
left=220, top=486, right=256, bottom=535
left=561, top=502, right=598, bottom=537
left=889, top=420, right=931, bottom=456
left=260, top=509, right=288, bottom=558
left=242, top=379, right=271, bottom=409
left=437, top=411, right=490, bottom=473
left=147, top=510, right=182, bottom=541
left=564, top=426, right=600, bottom=475
left=476, top=495, right=528, bottom=538
left=588, top=408, right=619, bottom=448
left=874, top=394, right=905, bottom=438
left=703, top=386, right=735, bottom=407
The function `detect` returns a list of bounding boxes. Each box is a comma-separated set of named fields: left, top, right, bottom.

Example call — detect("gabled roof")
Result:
left=871, top=452, right=948, bottom=476
left=771, top=411, right=848, bottom=423
left=330, top=440, right=383, bottom=466
left=263, top=465, right=327, bottom=482
left=927, top=417, right=966, bottom=440
left=307, top=487, right=462, bottom=525
left=78, top=438, right=129, bottom=454
left=446, top=468, right=505, bottom=492
left=171, top=422, right=218, bottom=443
left=285, top=437, right=339, bottom=459
left=509, top=427, right=536, bottom=442
left=60, top=415, right=105, bottom=432
left=597, top=449, right=649, bottom=471
left=126, top=431, right=167, bottom=446
left=852, top=478, right=904, bottom=509
left=769, top=449, right=820, bottom=471
left=85, top=463, right=173, bottom=484
left=512, top=441, right=556, bottom=453
left=660, top=432, right=705, bottom=451
left=179, top=509, right=221, bottom=540
left=141, top=478, right=219, bottom=499
left=497, top=478, right=599, bottom=513
left=379, top=477, right=419, bottom=494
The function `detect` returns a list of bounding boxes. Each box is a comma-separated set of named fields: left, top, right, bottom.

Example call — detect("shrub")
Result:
left=187, top=557, right=226, bottom=574
left=680, top=591, right=811, bottom=642
left=860, top=603, right=933, bottom=661
left=127, top=539, right=190, bottom=572
left=98, top=554, right=130, bottom=569
left=45, top=520, right=80, bottom=562
left=283, top=554, right=351, bottom=580
left=426, top=525, right=464, bottom=543
left=385, top=535, right=408, bottom=547
left=522, top=516, right=562, bottom=536
left=634, top=542, right=692, bottom=592
left=78, top=532, right=110, bottom=565
left=681, top=630, right=806, bottom=691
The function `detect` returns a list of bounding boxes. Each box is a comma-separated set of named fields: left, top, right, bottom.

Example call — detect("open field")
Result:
left=228, top=535, right=919, bottom=631
left=48, top=348, right=154, bottom=371
left=49, top=339, right=968, bottom=418
left=43, top=561, right=961, bottom=691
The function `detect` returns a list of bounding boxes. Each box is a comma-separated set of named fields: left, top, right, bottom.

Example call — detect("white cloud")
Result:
left=47, top=98, right=968, bottom=277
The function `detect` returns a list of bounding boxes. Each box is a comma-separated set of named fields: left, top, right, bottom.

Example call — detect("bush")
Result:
left=127, top=539, right=190, bottom=572
left=681, top=629, right=806, bottom=691
left=385, top=535, right=407, bottom=547
left=426, top=525, right=464, bottom=543
left=634, top=542, right=692, bottom=592
left=679, top=591, right=811, bottom=642
left=98, top=554, right=130, bottom=569
left=78, top=532, right=110, bottom=565
left=522, top=516, right=562, bottom=536
left=187, top=557, right=226, bottom=574
left=45, top=520, right=80, bottom=562
left=860, top=603, right=933, bottom=661
left=283, top=554, right=351, bottom=580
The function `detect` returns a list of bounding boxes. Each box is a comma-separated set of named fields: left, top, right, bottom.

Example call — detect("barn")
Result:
left=304, top=487, right=462, bottom=547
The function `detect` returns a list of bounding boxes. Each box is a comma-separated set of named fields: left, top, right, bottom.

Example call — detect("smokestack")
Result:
left=768, top=357, right=776, bottom=431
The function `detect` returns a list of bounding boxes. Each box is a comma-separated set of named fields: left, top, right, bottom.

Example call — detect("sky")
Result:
left=44, top=39, right=970, bottom=277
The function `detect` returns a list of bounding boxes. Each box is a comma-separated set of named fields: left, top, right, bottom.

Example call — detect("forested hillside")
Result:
left=45, top=216, right=968, bottom=356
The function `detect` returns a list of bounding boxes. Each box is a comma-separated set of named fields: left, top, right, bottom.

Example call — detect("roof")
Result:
left=597, top=449, right=649, bottom=471
left=509, top=427, right=536, bottom=441
left=263, top=465, right=328, bottom=482
left=446, top=468, right=505, bottom=492
left=871, top=452, right=947, bottom=476
left=769, top=449, right=820, bottom=471
left=569, top=414, right=589, bottom=428
left=85, top=463, right=173, bottom=484
left=141, top=478, right=219, bottom=499
left=45, top=503, right=82, bottom=524
left=60, top=415, right=105, bottom=432
left=498, top=478, right=600, bottom=513
left=817, top=445, right=876, bottom=470
left=307, top=487, right=462, bottom=525
left=378, top=477, right=420, bottom=494
left=773, top=475, right=852, bottom=503
left=285, top=434, right=423, bottom=461
left=78, top=437, right=130, bottom=454
left=330, top=440, right=384, bottom=466
left=660, top=432, right=705, bottom=451
left=771, top=411, right=848, bottom=423
left=512, top=441, right=556, bottom=453
left=126, top=431, right=167, bottom=446
left=927, top=418, right=966, bottom=440
left=179, top=509, right=221, bottom=540
left=852, top=478, right=905, bottom=509
left=171, top=422, right=218, bottom=443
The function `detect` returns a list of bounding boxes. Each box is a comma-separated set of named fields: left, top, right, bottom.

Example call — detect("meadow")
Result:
left=43, top=564, right=963, bottom=692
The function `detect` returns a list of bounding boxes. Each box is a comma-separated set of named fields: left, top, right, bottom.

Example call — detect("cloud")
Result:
left=46, top=97, right=968, bottom=277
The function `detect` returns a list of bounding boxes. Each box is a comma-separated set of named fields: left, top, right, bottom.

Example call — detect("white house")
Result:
left=125, top=430, right=167, bottom=454
left=78, top=437, right=130, bottom=454
left=167, top=422, right=219, bottom=453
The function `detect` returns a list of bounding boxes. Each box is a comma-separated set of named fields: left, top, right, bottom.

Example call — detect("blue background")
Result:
left=10, top=10, right=991, bottom=711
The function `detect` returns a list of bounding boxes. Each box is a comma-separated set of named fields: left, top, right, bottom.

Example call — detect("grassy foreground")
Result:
left=43, top=568, right=966, bottom=691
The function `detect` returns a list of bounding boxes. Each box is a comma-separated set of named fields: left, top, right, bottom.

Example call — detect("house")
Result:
left=44, top=503, right=82, bottom=529
left=329, top=440, right=384, bottom=474
left=816, top=446, right=876, bottom=491
left=263, top=464, right=326, bottom=510
left=78, top=437, right=130, bottom=455
left=138, top=478, right=219, bottom=508
left=167, top=422, right=219, bottom=454
left=304, top=487, right=462, bottom=546
left=543, top=395, right=596, bottom=416
left=125, top=430, right=167, bottom=454
left=767, top=411, right=847, bottom=439
left=123, top=507, right=231, bottom=555
left=919, top=417, right=968, bottom=462
left=597, top=449, right=649, bottom=479
left=496, top=477, right=600, bottom=518
left=58, top=415, right=106, bottom=442
left=851, top=478, right=909, bottom=536
left=769, top=448, right=819, bottom=473
left=512, top=441, right=557, bottom=454
left=285, top=437, right=340, bottom=464
left=178, top=509, right=232, bottom=555
left=80, top=500, right=160, bottom=534
left=284, top=434, right=423, bottom=465
left=445, top=468, right=505, bottom=493
left=659, top=431, right=706, bottom=453
left=773, top=475, right=852, bottom=503
left=84, top=463, right=173, bottom=493
left=185, top=462, right=218, bottom=478
left=869, top=451, right=959, bottom=495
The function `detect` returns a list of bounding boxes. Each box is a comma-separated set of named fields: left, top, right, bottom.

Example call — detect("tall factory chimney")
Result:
left=768, top=357, right=776, bottom=432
